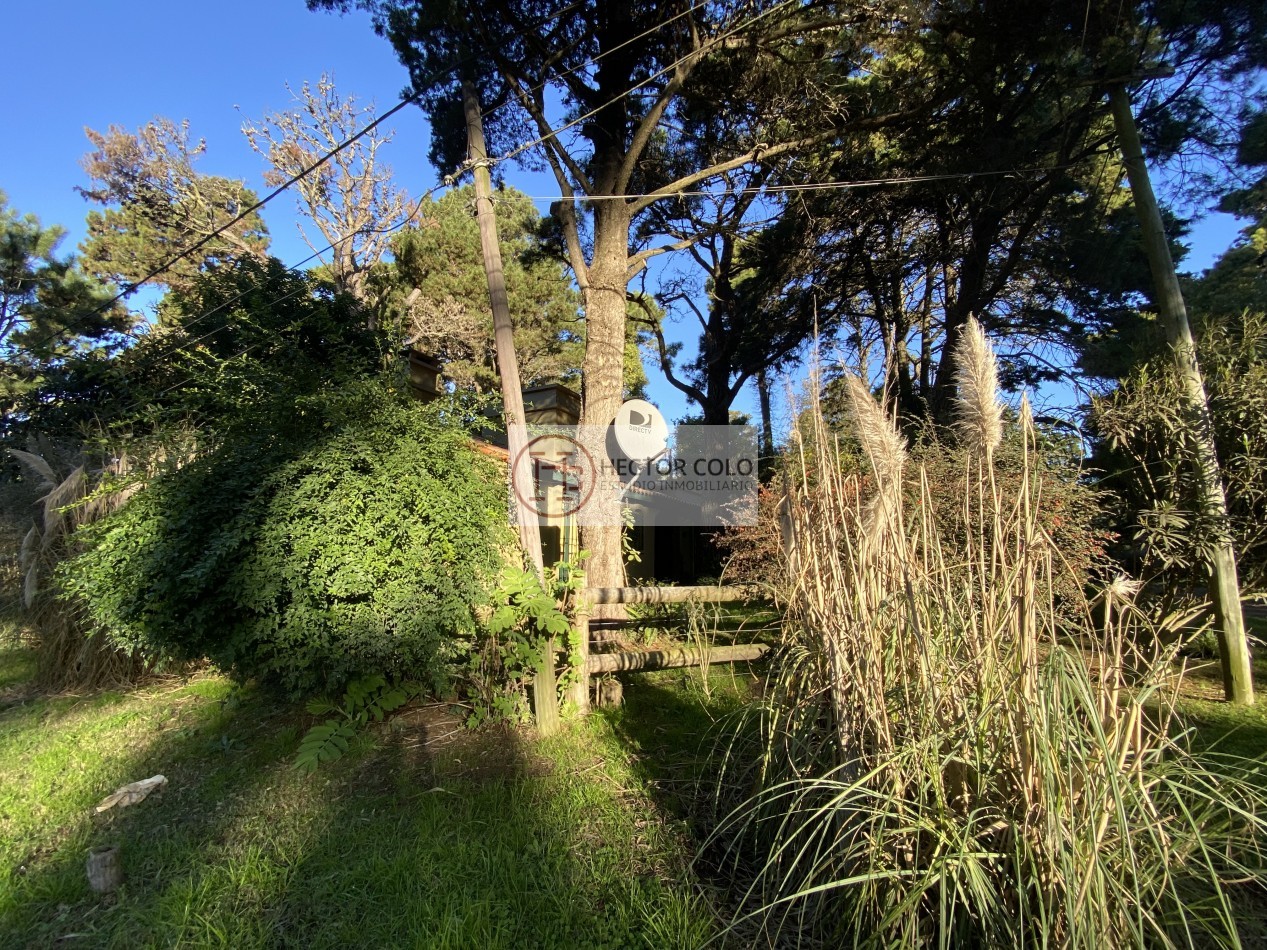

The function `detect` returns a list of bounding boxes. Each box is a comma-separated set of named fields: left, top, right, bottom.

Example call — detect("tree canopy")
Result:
left=78, top=118, right=270, bottom=292
left=1, top=192, right=127, bottom=423
left=391, top=184, right=582, bottom=391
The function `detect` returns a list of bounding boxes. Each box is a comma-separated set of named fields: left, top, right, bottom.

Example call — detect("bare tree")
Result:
left=242, top=74, right=420, bottom=320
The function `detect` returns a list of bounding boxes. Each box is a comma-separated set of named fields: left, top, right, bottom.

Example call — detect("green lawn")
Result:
left=1161, top=613, right=1267, bottom=760
left=0, top=618, right=755, bottom=949
left=7, top=588, right=1267, bottom=950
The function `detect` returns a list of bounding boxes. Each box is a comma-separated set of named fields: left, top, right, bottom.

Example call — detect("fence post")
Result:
left=534, top=636, right=561, bottom=736
left=570, top=600, right=592, bottom=714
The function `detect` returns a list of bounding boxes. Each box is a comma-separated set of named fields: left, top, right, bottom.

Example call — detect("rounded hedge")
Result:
left=62, top=383, right=514, bottom=698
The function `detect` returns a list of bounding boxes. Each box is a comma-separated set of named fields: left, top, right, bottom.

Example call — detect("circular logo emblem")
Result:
left=511, top=432, right=595, bottom=519
left=612, top=399, right=668, bottom=460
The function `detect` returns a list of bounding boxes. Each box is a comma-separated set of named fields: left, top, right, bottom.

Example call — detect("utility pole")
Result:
left=462, top=80, right=544, bottom=580
left=1108, top=81, right=1254, bottom=704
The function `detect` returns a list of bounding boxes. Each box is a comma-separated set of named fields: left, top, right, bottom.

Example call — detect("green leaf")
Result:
left=295, top=719, right=357, bottom=772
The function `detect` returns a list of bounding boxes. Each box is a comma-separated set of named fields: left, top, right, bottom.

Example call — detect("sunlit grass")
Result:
left=0, top=653, right=719, bottom=948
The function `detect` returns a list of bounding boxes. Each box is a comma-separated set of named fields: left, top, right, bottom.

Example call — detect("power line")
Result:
left=16, top=2, right=813, bottom=432
left=142, top=11, right=1078, bottom=407
left=485, top=0, right=709, bottom=123
left=481, top=1, right=1079, bottom=216
left=495, top=0, right=800, bottom=168
left=95, top=96, right=423, bottom=314
left=44, top=2, right=590, bottom=337
left=504, top=165, right=1081, bottom=203
left=24, top=2, right=739, bottom=408
left=96, top=185, right=453, bottom=425
left=103, top=0, right=697, bottom=348
left=26, top=0, right=1079, bottom=423
left=114, top=5, right=771, bottom=410
left=9, top=6, right=607, bottom=374
left=50, top=0, right=769, bottom=363
left=105, top=187, right=438, bottom=357
left=23, top=0, right=725, bottom=367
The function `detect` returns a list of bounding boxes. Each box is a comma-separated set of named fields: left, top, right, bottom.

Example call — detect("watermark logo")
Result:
left=509, top=415, right=758, bottom=527
left=511, top=432, right=594, bottom=519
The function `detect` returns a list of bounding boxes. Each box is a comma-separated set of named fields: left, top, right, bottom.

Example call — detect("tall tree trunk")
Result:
left=757, top=368, right=776, bottom=482
left=917, top=265, right=934, bottom=412
left=1109, top=83, right=1253, bottom=704
left=702, top=238, right=739, bottom=426
left=464, top=82, right=544, bottom=579
left=757, top=368, right=775, bottom=462
left=701, top=366, right=733, bottom=425
left=930, top=238, right=990, bottom=423
left=581, top=199, right=632, bottom=613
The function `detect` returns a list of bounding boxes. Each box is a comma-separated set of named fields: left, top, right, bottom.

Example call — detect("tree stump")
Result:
left=86, top=845, right=122, bottom=894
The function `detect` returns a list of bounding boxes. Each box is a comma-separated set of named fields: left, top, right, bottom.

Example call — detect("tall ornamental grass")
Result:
left=8, top=440, right=150, bottom=689
left=711, top=318, right=1267, bottom=947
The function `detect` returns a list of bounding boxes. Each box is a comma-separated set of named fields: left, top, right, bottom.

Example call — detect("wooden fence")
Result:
left=566, top=585, right=772, bottom=715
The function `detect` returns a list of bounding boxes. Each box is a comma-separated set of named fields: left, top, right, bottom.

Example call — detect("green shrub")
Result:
left=60, top=382, right=515, bottom=698
left=296, top=674, right=420, bottom=771
left=1091, top=309, right=1267, bottom=592
left=468, top=562, right=583, bottom=730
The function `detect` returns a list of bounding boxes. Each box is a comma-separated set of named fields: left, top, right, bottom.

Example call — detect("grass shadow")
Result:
left=1, top=656, right=719, bottom=948
left=0, top=672, right=308, bottom=947
left=257, top=706, right=718, bottom=948
left=596, top=664, right=767, bottom=939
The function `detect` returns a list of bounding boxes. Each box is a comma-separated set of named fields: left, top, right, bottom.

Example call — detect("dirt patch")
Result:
left=364, top=704, right=554, bottom=790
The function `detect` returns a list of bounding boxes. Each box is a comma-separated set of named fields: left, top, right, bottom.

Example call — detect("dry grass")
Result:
left=711, top=356, right=1267, bottom=947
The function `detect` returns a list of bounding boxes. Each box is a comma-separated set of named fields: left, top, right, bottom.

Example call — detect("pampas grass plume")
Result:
left=953, top=316, right=1003, bottom=458
left=844, top=374, right=906, bottom=486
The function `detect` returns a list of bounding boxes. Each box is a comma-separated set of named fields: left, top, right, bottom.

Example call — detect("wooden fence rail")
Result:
left=583, top=585, right=761, bottom=606
left=586, top=643, right=769, bottom=674
left=567, top=585, right=771, bottom=715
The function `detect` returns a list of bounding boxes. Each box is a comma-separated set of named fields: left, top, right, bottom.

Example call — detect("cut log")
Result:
left=586, top=643, right=768, bottom=673
left=583, top=585, right=760, bottom=605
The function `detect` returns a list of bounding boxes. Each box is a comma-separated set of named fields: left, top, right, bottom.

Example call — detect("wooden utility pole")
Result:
left=462, top=81, right=544, bottom=580
left=1109, top=82, right=1254, bottom=704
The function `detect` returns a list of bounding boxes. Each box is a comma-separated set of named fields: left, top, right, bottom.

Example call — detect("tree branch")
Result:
left=628, top=292, right=705, bottom=406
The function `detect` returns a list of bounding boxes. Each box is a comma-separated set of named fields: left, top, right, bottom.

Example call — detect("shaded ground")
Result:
left=7, top=586, right=1267, bottom=948
left=1170, top=613, right=1267, bottom=760
left=0, top=625, right=721, bottom=949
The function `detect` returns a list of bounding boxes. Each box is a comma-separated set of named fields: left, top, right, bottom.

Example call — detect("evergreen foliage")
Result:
left=77, top=118, right=270, bottom=291
left=9, top=256, right=379, bottom=447
left=390, top=185, right=582, bottom=390
left=1092, top=309, right=1267, bottom=592
left=0, top=193, right=127, bottom=419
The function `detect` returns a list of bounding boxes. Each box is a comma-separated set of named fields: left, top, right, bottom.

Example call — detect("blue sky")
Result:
left=0, top=1, right=1250, bottom=430
left=1, top=2, right=430, bottom=267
